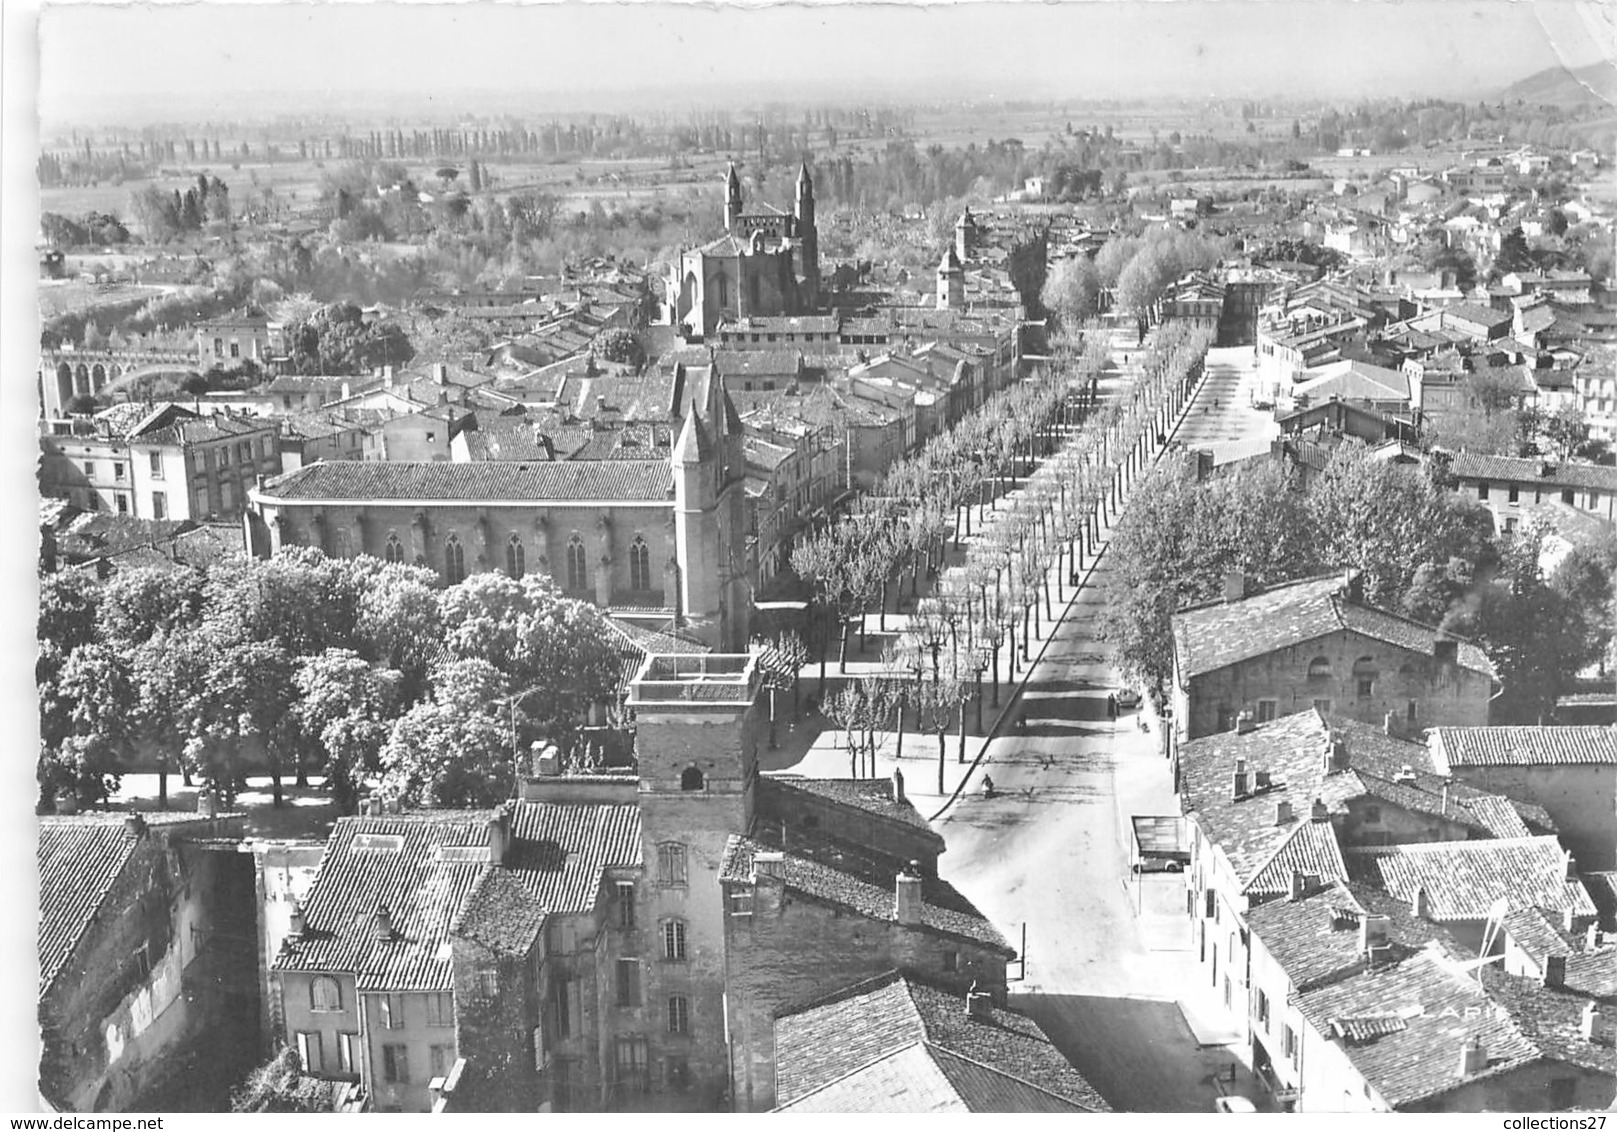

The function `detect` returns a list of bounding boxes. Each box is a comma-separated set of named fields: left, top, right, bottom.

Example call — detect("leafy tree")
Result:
left=438, top=574, right=622, bottom=752
left=381, top=659, right=515, bottom=807
left=1458, top=527, right=1586, bottom=723
left=284, top=303, right=414, bottom=376
left=294, top=649, right=403, bottom=814
left=231, top=1048, right=337, bottom=1113
left=97, top=567, right=203, bottom=647
left=1041, top=255, right=1101, bottom=326
left=1551, top=530, right=1617, bottom=675
left=352, top=559, right=444, bottom=701
left=594, top=328, right=644, bottom=368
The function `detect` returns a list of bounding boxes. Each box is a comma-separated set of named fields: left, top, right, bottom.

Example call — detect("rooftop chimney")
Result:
left=1232, top=764, right=1249, bottom=801
left=1394, top=765, right=1418, bottom=786
left=1412, top=885, right=1431, bottom=920
left=535, top=747, right=561, bottom=778
left=1582, top=1001, right=1601, bottom=1043
left=289, top=902, right=306, bottom=939
left=340, top=381, right=351, bottom=401
left=1567, top=852, right=1579, bottom=881
left=895, top=862, right=924, bottom=925
left=1384, top=711, right=1400, bottom=738
left=1276, top=799, right=1295, bottom=826
left=1544, top=953, right=1568, bottom=989
left=752, top=851, right=785, bottom=882
left=1236, top=710, right=1257, bottom=735
left=373, top=902, right=395, bottom=941
left=434, top=363, right=449, bottom=385
left=487, top=803, right=510, bottom=867
left=1344, top=569, right=1364, bottom=605
left=892, top=767, right=906, bottom=805
left=1290, top=867, right=1308, bottom=901
left=383, top=365, right=394, bottom=388
left=1459, top=1037, right=1488, bottom=1077
left=965, top=980, right=993, bottom=1019
left=1323, top=734, right=1350, bottom=774
left=1311, top=797, right=1329, bottom=823
left=1223, top=570, right=1251, bottom=603
left=1360, top=912, right=1391, bottom=953
left=1588, top=924, right=1605, bottom=951
left=124, top=813, right=146, bottom=838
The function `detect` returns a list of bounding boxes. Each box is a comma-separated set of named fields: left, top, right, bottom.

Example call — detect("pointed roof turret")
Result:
left=939, top=246, right=962, bottom=273
left=726, top=162, right=742, bottom=191
left=674, top=409, right=714, bottom=466
left=797, top=161, right=813, bottom=189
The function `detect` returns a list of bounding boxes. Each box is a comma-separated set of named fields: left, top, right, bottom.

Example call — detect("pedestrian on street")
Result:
left=1107, top=693, right=1118, bottom=721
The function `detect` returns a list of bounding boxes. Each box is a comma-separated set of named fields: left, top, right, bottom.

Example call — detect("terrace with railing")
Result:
left=625, top=652, right=761, bottom=709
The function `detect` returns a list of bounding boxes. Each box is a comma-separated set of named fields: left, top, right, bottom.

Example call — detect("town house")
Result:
left=1168, top=571, right=1497, bottom=755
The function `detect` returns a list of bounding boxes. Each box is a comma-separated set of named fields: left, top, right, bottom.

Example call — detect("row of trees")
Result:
left=38, top=552, right=625, bottom=815
left=788, top=319, right=1214, bottom=789
left=1098, top=446, right=1617, bottom=723
left=1041, top=227, right=1227, bottom=325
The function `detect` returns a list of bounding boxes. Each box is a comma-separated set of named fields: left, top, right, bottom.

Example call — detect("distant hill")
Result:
left=1501, top=61, right=1617, bottom=106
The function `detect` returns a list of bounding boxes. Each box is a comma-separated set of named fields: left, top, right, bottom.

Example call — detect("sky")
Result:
left=34, top=0, right=1617, bottom=125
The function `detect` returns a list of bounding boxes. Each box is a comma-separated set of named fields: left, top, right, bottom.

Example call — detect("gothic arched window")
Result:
left=506, top=533, right=525, bottom=579
left=566, top=535, right=588, bottom=591
left=444, top=533, right=466, bottom=585
left=629, top=536, right=652, bottom=592
left=384, top=532, right=404, bottom=564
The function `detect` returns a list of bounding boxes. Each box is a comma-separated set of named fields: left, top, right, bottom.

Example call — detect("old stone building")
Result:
left=39, top=810, right=254, bottom=1112
left=270, top=650, right=1044, bottom=1113
left=1169, top=571, right=1497, bottom=760
left=670, top=164, right=820, bottom=340
left=246, top=366, right=752, bottom=650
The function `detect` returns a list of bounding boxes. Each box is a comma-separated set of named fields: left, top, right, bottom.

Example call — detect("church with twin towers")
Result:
left=669, top=162, right=821, bottom=340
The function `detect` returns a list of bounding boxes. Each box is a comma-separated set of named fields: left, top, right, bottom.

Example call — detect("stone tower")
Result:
left=723, top=163, right=744, bottom=234
left=673, top=409, right=721, bottom=642
left=955, top=207, right=974, bottom=263
left=937, top=246, right=965, bottom=311
left=628, top=653, right=767, bottom=1110
left=794, top=162, right=819, bottom=305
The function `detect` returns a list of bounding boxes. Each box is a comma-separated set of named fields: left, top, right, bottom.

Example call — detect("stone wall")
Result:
left=1446, top=763, right=1617, bottom=871
left=1182, top=631, right=1494, bottom=742
left=721, top=872, right=1010, bottom=1113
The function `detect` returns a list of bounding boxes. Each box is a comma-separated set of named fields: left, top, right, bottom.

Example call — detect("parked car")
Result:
left=1116, top=687, right=1142, bottom=710
left=1214, top=1096, right=1256, bottom=1114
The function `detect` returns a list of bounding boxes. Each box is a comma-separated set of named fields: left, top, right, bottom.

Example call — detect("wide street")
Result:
left=934, top=337, right=1270, bottom=1112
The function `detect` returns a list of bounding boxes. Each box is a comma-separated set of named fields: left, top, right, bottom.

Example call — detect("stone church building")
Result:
left=670, top=163, right=820, bottom=340
left=245, top=365, right=752, bottom=651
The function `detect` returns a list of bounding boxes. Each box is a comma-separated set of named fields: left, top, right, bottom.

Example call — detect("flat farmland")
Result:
left=38, top=278, right=174, bottom=319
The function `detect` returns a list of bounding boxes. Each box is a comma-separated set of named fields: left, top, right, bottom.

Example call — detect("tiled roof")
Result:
left=773, top=971, right=1107, bottom=1112
left=1566, top=947, right=1617, bottom=1001
left=1180, top=711, right=1368, bottom=887
left=1173, top=573, right=1494, bottom=681
left=760, top=775, right=944, bottom=841
left=136, top=415, right=273, bottom=447
left=1294, top=947, right=1541, bottom=1108
left=1447, top=454, right=1617, bottom=493
left=499, top=802, right=641, bottom=915
left=38, top=817, right=142, bottom=994
left=1244, top=819, right=1350, bottom=899
left=256, top=460, right=674, bottom=503
left=1431, top=727, right=1617, bottom=769
left=276, top=812, right=493, bottom=991
left=1481, top=969, right=1617, bottom=1075
left=1345, top=837, right=1596, bottom=924
left=452, top=870, right=547, bottom=957
left=1501, top=904, right=1576, bottom=965
left=1293, top=360, right=1411, bottom=403
left=776, top=1041, right=1084, bottom=1112
left=719, top=834, right=1011, bottom=954
left=456, top=416, right=557, bottom=462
